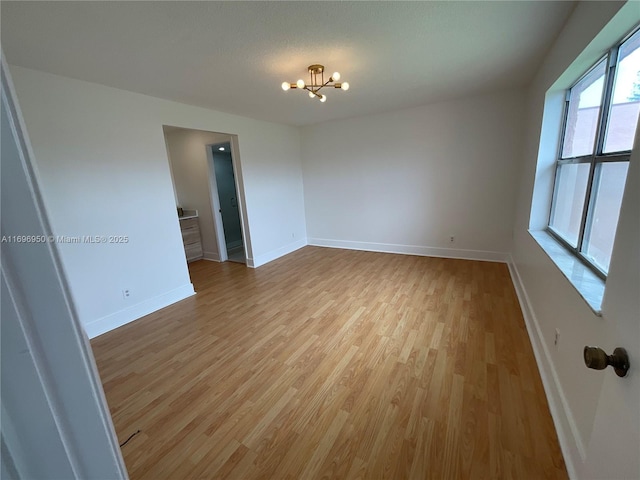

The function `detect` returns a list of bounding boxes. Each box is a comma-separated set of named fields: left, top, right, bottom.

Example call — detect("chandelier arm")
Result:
left=315, top=78, right=334, bottom=93
left=302, top=86, right=322, bottom=98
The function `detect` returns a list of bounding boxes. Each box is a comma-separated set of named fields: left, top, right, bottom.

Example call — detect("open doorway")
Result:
left=208, top=142, right=246, bottom=264
left=163, top=127, right=250, bottom=269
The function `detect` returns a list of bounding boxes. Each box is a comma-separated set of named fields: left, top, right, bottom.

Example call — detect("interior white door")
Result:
left=581, top=128, right=639, bottom=479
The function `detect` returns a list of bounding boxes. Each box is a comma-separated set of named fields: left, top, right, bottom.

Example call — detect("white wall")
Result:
left=510, top=1, right=638, bottom=477
left=10, top=66, right=307, bottom=337
left=301, top=89, right=524, bottom=261
left=164, top=128, right=230, bottom=261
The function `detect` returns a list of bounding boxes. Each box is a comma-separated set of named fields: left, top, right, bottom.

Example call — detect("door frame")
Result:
left=205, top=137, right=249, bottom=263
left=205, top=143, right=228, bottom=262
left=1, top=55, right=127, bottom=478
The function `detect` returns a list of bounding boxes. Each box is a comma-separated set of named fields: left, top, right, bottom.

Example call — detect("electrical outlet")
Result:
left=122, top=289, right=131, bottom=300
left=449, top=235, right=455, bottom=243
left=554, top=328, right=560, bottom=347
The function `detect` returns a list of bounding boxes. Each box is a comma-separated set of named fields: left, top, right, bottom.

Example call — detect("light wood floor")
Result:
left=91, top=247, right=567, bottom=479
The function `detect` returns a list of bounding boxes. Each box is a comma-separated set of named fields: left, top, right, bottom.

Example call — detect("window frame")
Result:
left=547, top=27, right=638, bottom=280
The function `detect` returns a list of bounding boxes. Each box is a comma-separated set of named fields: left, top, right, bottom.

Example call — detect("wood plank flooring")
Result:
left=91, top=246, right=567, bottom=479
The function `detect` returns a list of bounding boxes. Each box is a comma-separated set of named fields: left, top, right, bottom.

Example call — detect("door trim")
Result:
left=205, top=144, right=228, bottom=262
left=1, top=54, right=128, bottom=478
left=207, top=139, right=248, bottom=264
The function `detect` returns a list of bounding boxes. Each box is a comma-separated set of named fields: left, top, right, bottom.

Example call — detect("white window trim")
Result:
left=547, top=26, right=637, bottom=280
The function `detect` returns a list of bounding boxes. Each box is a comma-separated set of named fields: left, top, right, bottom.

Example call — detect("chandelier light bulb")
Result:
left=309, top=91, right=315, bottom=98
left=332, top=71, right=341, bottom=81
left=296, top=79, right=305, bottom=89
left=320, top=94, right=327, bottom=103
left=281, top=82, right=291, bottom=91
left=341, top=82, right=350, bottom=91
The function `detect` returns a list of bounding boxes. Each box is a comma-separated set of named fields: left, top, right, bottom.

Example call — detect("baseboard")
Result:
left=246, top=238, right=307, bottom=268
left=84, top=283, right=196, bottom=339
left=203, top=251, right=220, bottom=262
left=227, top=245, right=243, bottom=255
left=308, top=238, right=509, bottom=263
left=507, top=255, right=582, bottom=479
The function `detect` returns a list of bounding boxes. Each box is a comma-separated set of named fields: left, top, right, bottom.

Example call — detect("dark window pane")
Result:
left=549, top=163, right=590, bottom=246
left=582, top=162, right=629, bottom=272
left=561, top=60, right=606, bottom=158
left=603, top=29, right=640, bottom=153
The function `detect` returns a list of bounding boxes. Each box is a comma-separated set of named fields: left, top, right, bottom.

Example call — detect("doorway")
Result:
left=163, top=127, right=251, bottom=269
left=209, top=142, right=246, bottom=264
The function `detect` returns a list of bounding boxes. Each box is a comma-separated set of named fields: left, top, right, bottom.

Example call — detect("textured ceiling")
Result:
left=1, top=1, right=576, bottom=126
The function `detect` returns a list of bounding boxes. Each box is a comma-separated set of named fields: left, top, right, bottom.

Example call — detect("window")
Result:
left=549, top=26, right=640, bottom=277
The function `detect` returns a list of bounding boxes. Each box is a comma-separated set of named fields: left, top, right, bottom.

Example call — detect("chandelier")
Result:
left=281, top=65, right=350, bottom=102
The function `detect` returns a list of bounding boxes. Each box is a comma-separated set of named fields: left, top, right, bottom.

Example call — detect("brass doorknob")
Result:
left=583, top=346, right=630, bottom=377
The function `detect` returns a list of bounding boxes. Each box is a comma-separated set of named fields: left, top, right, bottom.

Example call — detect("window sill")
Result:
left=529, top=230, right=604, bottom=315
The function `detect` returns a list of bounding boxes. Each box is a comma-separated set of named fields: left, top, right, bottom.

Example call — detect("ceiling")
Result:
left=1, top=1, right=576, bottom=127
